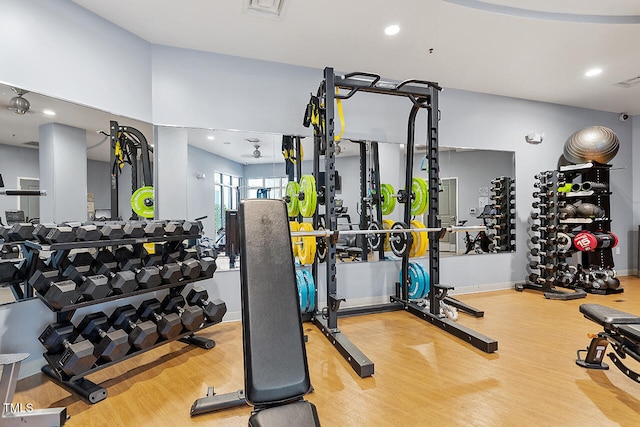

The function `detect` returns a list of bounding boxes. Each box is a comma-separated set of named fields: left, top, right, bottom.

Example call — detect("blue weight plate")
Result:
left=301, top=269, right=315, bottom=312
left=408, top=262, right=425, bottom=299
left=296, top=270, right=309, bottom=313
left=415, top=262, right=430, bottom=298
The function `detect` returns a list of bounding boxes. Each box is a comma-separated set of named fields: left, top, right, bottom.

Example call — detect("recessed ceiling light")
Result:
left=223, top=141, right=231, bottom=145
left=384, top=24, right=400, bottom=36
left=585, top=68, right=602, bottom=77
left=43, top=109, right=56, bottom=116
left=207, top=135, right=215, bottom=140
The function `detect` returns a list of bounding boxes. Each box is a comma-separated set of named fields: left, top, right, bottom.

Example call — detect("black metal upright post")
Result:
left=358, top=141, right=369, bottom=260
left=109, top=120, right=119, bottom=220
left=426, top=102, right=441, bottom=316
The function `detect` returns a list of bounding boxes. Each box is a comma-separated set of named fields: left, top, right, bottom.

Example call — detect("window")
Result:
left=245, top=176, right=288, bottom=200
left=214, top=172, right=241, bottom=233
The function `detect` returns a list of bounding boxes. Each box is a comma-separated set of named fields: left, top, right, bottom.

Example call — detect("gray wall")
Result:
left=87, top=160, right=111, bottom=212
left=0, top=145, right=39, bottom=221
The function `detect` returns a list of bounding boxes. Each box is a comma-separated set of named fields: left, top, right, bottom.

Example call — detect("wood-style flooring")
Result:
left=12, top=278, right=640, bottom=426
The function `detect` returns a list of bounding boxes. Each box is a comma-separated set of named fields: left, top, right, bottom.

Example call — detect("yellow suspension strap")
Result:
left=112, top=132, right=126, bottom=176
left=334, top=87, right=345, bottom=142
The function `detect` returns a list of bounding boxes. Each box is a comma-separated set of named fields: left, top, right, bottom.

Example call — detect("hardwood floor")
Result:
left=12, top=278, right=640, bottom=426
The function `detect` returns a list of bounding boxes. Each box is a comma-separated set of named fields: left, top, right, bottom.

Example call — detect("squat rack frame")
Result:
left=311, top=68, right=497, bottom=378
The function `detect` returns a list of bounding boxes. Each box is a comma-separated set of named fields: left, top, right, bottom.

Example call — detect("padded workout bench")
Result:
left=191, top=199, right=320, bottom=426
left=576, top=303, right=640, bottom=383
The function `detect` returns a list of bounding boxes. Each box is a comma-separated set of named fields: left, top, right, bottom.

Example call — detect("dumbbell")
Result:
left=122, top=222, right=146, bottom=238
left=534, top=171, right=553, bottom=180
left=76, top=224, right=102, bottom=241
left=573, top=230, right=618, bottom=252
left=92, top=251, right=138, bottom=294
left=530, top=212, right=556, bottom=220
left=38, top=322, right=97, bottom=377
left=185, top=286, right=227, bottom=324
left=138, top=299, right=183, bottom=340
left=532, top=190, right=553, bottom=199
left=109, top=304, right=159, bottom=350
left=56, top=251, right=95, bottom=274
left=533, top=181, right=552, bottom=189
left=530, top=236, right=557, bottom=246
left=115, top=248, right=162, bottom=288
left=99, top=223, right=126, bottom=240
left=143, top=221, right=165, bottom=237
left=528, top=262, right=556, bottom=272
left=530, top=248, right=556, bottom=258
left=7, top=223, right=35, bottom=241
left=62, top=264, right=111, bottom=301
left=532, top=201, right=554, bottom=209
left=165, top=221, right=185, bottom=236
left=28, top=270, right=80, bottom=309
left=75, top=313, right=130, bottom=362
left=161, top=294, right=204, bottom=331
left=531, top=224, right=558, bottom=232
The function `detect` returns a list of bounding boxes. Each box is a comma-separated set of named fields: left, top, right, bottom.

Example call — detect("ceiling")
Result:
left=70, top=0, right=640, bottom=115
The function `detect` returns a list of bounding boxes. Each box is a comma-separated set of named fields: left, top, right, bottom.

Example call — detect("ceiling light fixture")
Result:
left=384, top=24, right=400, bottom=36
left=207, top=135, right=215, bottom=140
left=8, top=87, right=30, bottom=115
left=585, top=68, right=602, bottom=77
left=43, top=109, right=56, bottom=116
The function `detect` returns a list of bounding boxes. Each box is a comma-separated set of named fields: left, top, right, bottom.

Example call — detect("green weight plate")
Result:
left=131, top=186, right=155, bottom=218
left=557, top=183, right=572, bottom=193
left=301, top=269, right=316, bottom=312
left=285, top=181, right=300, bottom=217
left=299, top=175, right=317, bottom=217
left=380, top=184, right=396, bottom=215
left=411, top=178, right=429, bottom=216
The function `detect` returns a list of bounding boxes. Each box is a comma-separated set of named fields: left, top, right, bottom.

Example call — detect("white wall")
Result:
left=0, top=0, right=152, bottom=122
left=0, top=145, right=39, bottom=220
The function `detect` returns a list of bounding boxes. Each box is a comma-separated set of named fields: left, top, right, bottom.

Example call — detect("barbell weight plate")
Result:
left=380, top=184, right=396, bottom=215
left=409, top=220, right=422, bottom=257
left=316, top=225, right=327, bottom=263
left=382, top=219, right=394, bottom=251
left=367, top=221, right=383, bottom=251
left=298, top=222, right=316, bottom=265
left=399, top=262, right=425, bottom=300
left=390, top=222, right=412, bottom=257
left=411, top=178, right=429, bottom=216
left=299, top=175, right=317, bottom=217
left=412, top=220, right=429, bottom=257
left=285, top=181, right=301, bottom=217
left=296, top=270, right=309, bottom=313
left=289, top=221, right=300, bottom=257
left=301, top=269, right=316, bottom=313
left=131, top=186, right=155, bottom=219
left=415, top=262, right=430, bottom=298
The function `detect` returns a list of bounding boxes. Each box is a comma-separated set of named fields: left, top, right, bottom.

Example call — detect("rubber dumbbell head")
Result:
left=63, top=264, right=110, bottom=301
left=123, top=222, right=145, bottom=238
left=186, top=286, right=227, bottom=324
left=38, top=322, right=97, bottom=377
left=109, top=305, right=159, bottom=350
left=100, top=223, right=125, bottom=240
left=161, top=294, right=204, bottom=331
left=46, top=226, right=76, bottom=244
left=199, top=257, right=217, bottom=278
left=28, top=270, right=80, bottom=309
left=32, top=223, right=57, bottom=243
left=137, top=299, right=182, bottom=340
left=8, top=223, right=35, bottom=242
left=76, top=224, right=101, bottom=241
left=75, top=313, right=130, bottom=362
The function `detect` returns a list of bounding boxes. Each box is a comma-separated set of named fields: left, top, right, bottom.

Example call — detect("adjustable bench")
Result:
left=576, top=303, right=640, bottom=383
left=239, top=199, right=320, bottom=426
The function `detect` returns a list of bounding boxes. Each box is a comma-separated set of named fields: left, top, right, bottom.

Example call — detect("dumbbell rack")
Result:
left=489, top=176, right=516, bottom=252
left=516, top=170, right=587, bottom=299
left=24, top=233, right=219, bottom=404
left=559, top=162, right=623, bottom=294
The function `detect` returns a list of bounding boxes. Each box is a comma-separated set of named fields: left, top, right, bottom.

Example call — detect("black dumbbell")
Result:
left=122, top=222, right=146, bottom=238
left=45, top=226, right=77, bottom=243
left=531, top=236, right=557, bottom=246
left=33, top=223, right=58, bottom=243
left=74, top=313, right=130, bottom=362
left=76, top=224, right=102, bottom=241
left=161, top=294, right=204, bottom=331
left=143, top=221, right=165, bottom=237
left=62, top=264, right=111, bottom=301
left=530, top=248, right=556, bottom=258
left=530, top=212, right=556, bottom=220
left=531, top=224, right=558, bottom=232
left=185, top=286, right=227, bottom=324
left=534, top=172, right=553, bottom=180
left=159, top=263, right=182, bottom=284
left=99, top=223, right=126, bottom=240
left=28, top=270, right=80, bottom=309
left=109, top=304, right=159, bottom=350
left=8, top=223, right=35, bottom=241
left=92, top=251, right=138, bottom=295
left=181, top=221, right=200, bottom=236
left=137, top=299, right=183, bottom=340
left=38, top=322, right=97, bottom=377
left=115, top=248, right=162, bottom=289
left=165, top=221, right=185, bottom=236
left=528, top=262, right=556, bottom=272
left=56, top=251, right=95, bottom=274
left=199, top=257, right=217, bottom=278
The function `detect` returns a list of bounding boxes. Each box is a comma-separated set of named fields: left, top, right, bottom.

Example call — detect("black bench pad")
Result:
left=580, top=304, right=640, bottom=326
left=249, top=401, right=320, bottom=427
left=617, top=324, right=640, bottom=342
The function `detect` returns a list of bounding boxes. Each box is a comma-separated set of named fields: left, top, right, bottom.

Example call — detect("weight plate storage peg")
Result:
left=380, top=184, right=396, bottom=215
left=410, top=177, right=429, bottom=216
left=285, top=181, right=300, bottom=217
left=131, top=186, right=155, bottom=218
left=299, top=175, right=317, bottom=217
left=297, top=222, right=316, bottom=265
left=390, top=222, right=412, bottom=257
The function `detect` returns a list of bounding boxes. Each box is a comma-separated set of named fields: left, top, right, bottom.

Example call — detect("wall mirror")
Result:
left=0, top=81, right=152, bottom=305
left=182, top=128, right=516, bottom=271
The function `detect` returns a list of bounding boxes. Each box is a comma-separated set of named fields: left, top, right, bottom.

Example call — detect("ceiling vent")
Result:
left=615, top=75, right=640, bottom=88
left=23, top=141, right=39, bottom=147
left=243, top=0, right=286, bottom=18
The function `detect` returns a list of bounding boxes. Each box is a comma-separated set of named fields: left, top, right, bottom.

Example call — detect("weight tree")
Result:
left=309, top=68, right=497, bottom=378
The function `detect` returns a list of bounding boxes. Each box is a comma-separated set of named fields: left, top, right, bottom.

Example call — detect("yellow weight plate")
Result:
left=382, top=219, right=394, bottom=251
left=298, top=222, right=316, bottom=265
left=290, top=221, right=300, bottom=258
